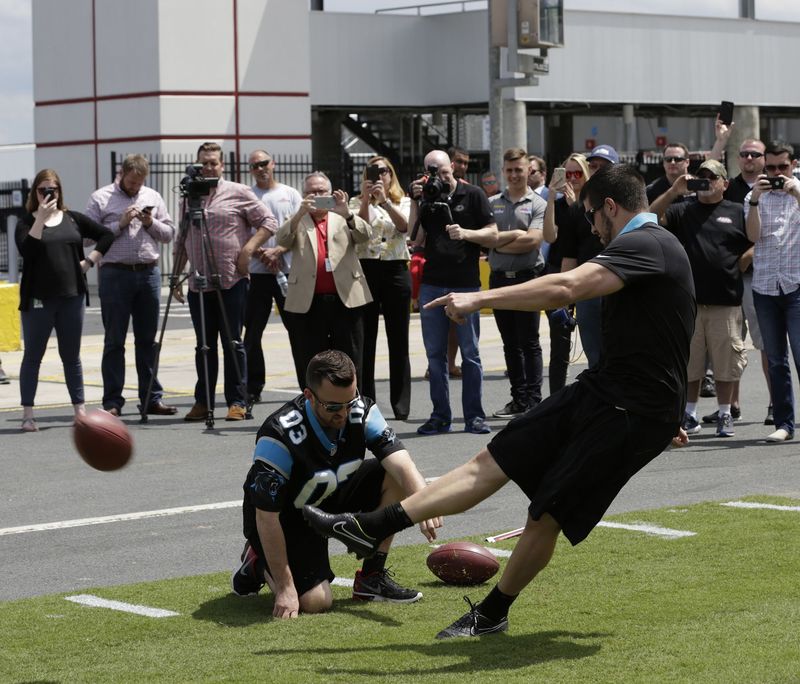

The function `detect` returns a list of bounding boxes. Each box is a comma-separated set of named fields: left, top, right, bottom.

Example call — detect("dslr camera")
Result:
left=179, top=163, right=220, bottom=200
left=421, top=164, right=449, bottom=203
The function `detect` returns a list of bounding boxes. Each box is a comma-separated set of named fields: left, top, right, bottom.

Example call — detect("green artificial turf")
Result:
left=2, top=496, right=799, bottom=683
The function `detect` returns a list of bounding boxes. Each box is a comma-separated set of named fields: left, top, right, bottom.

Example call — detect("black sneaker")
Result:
left=493, top=401, right=528, bottom=419
left=417, top=418, right=452, bottom=436
left=352, top=568, right=422, bottom=603
left=764, top=405, right=774, bottom=426
left=464, top=417, right=491, bottom=434
left=682, top=413, right=701, bottom=435
left=702, top=406, right=742, bottom=424
left=231, top=542, right=266, bottom=596
left=302, top=506, right=380, bottom=559
left=435, top=596, right=509, bottom=639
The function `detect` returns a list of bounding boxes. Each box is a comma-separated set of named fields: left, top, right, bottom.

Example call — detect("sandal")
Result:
left=21, top=418, right=39, bottom=433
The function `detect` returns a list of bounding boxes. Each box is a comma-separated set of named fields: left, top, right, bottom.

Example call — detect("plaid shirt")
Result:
left=85, top=180, right=174, bottom=264
left=745, top=189, right=800, bottom=296
left=179, top=178, right=277, bottom=292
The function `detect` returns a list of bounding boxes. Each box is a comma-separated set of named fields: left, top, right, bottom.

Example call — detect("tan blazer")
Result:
left=276, top=212, right=373, bottom=314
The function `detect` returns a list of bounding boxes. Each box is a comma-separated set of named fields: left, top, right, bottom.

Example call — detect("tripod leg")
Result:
left=193, top=285, right=216, bottom=430
left=139, top=272, right=190, bottom=424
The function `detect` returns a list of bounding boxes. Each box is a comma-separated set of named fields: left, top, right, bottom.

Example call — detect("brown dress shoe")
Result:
left=226, top=404, right=246, bottom=421
left=147, top=401, right=178, bottom=416
left=185, top=403, right=209, bottom=421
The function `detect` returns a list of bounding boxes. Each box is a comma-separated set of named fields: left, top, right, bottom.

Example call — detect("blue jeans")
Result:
left=576, top=297, right=602, bottom=368
left=99, top=265, right=163, bottom=411
left=188, top=279, right=248, bottom=409
left=753, top=287, right=800, bottom=435
left=419, top=284, right=485, bottom=423
left=20, top=294, right=85, bottom=406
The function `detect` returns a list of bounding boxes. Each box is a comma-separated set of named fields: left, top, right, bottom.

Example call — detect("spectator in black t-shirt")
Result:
left=302, top=164, right=696, bottom=640
left=652, top=160, right=751, bottom=438
left=409, top=150, right=498, bottom=436
left=646, top=142, right=692, bottom=205
left=15, top=169, right=114, bottom=432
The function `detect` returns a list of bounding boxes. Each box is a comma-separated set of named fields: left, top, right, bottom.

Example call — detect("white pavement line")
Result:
left=65, top=594, right=179, bottom=618
left=597, top=521, right=696, bottom=538
left=722, top=501, right=800, bottom=512
left=0, top=500, right=242, bottom=537
left=331, top=577, right=354, bottom=588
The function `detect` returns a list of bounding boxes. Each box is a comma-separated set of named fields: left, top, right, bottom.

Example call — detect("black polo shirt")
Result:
left=663, top=199, right=752, bottom=306
left=646, top=175, right=690, bottom=206
left=420, top=180, right=494, bottom=288
left=723, top=174, right=753, bottom=206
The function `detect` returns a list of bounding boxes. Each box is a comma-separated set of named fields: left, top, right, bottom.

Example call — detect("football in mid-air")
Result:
left=426, top=541, right=500, bottom=586
left=73, top=410, right=133, bottom=472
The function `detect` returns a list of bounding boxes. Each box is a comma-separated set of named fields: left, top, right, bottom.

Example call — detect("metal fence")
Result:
left=0, top=178, right=29, bottom=277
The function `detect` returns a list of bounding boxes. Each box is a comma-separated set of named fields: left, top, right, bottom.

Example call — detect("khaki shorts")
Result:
left=687, top=305, right=747, bottom=382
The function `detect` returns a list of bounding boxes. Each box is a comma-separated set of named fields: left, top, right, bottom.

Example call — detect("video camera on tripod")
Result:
left=179, top=164, right=219, bottom=201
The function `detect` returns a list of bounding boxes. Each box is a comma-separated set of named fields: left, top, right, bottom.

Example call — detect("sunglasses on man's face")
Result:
left=765, top=163, right=791, bottom=173
left=311, top=389, right=360, bottom=413
left=584, top=207, right=598, bottom=226
left=664, top=156, right=687, bottom=164
left=696, top=173, right=720, bottom=181
left=739, top=151, right=763, bottom=159
left=250, top=160, right=272, bottom=170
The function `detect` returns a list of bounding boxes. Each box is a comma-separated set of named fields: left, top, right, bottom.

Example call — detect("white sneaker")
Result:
left=766, top=428, right=792, bottom=443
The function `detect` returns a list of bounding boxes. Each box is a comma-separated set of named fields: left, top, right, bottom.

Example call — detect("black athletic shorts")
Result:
left=487, top=382, right=678, bottom=545
left=249, top=457, right=385, bottom=596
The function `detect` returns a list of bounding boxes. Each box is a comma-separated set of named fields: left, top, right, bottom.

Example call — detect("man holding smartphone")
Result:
left=744, top=141, right=800, bottom=443
left=85, top=154, right=177, bottom=418
left=276, top=172, right=372, bottom=391
left=651, top=160, right=751, bottom=438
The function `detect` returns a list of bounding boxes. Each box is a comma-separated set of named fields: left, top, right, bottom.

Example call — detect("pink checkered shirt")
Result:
left=178, top=178, right=277, bottom=292
left=745, top=189, right=800, bottom=296
left=85, top=181, right=175, bottom=263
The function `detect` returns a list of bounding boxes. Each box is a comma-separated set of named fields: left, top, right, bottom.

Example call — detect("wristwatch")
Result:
left=749, top=199, right=759, bottom=206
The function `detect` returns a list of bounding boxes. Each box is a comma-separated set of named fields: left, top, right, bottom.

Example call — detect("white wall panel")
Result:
left=159, top=97, right=236, bottom=136
left=238, top=96, right=311, bottom=136
left=32, top=0, right=93, bottom=101
left=97, top=98, right=161, bottom=139
left=34, top=144, right=97, bottom=209
left=34, top=104, right=95, bottom=144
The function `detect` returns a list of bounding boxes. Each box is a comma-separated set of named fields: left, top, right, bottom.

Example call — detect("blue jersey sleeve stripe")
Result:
left=253, top=437, right=293, bottom=478
left=364, top=404, right=389, bottom=441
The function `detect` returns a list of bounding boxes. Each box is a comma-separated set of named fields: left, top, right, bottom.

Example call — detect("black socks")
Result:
left=361, top=551, right=388, bottom=576
left=357, top=502, right=414, bottom=540
left=478, top=585, right=518, bottom=622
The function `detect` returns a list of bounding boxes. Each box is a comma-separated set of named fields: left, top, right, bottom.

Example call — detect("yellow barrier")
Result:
left=0, top=283, right=21, bottom=351
left=479, top=258, right=492, bottom=314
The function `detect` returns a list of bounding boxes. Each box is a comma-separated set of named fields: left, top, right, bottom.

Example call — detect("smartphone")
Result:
left=142, top=205, right=155, bottom=214
left=718, top=100, right=734, bottom=126
left=312, top=195, right=337, bottom=210
left=365, top=165, right=381, bottom=183
left=552, top=167, right=566, bottom=187
left=687, top=178, right=710, bottom=191
left=768, top=176, right=785, bottom=190
left=43, top=188, right=56, bottom=201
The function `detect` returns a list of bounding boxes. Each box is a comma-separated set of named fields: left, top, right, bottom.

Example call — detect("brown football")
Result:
left=426, top=541, right=500, bottom=586
left=73, top=410, right=133, bottom=472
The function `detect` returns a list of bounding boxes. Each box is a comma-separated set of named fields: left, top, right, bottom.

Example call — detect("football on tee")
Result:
left=73, top=410, right=133, bottom=471
left=426, top=541, right=500, bottom=586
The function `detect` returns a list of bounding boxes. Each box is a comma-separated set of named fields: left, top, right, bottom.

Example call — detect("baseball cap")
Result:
left=587, top=145, right=619, bottom=165
left=697, top=159, right=728, bottom=180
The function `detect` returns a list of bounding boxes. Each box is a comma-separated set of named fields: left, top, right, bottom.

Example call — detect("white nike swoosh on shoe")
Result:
left=332, top=520, right=373, bottom=549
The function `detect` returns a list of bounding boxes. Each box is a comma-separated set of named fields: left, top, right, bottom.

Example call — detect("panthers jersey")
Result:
left=242, top=394, right=404, bottom=527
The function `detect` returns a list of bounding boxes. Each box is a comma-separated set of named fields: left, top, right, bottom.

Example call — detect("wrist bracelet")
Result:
left=749, top=200, right=759, bottom=206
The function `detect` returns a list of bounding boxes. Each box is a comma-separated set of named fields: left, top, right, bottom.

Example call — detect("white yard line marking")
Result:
left=65, top=594, right=179, bottom=618
left=0, top=501, right=242, bottom=536
left=596, top=521, right=696, bottom=538
left=722, top=501, right=800, bottom=512
left=331, top=577, right=354, bottom=587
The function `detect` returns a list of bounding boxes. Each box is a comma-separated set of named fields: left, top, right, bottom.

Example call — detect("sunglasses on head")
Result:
left=311, top=389, right=360, bottom=412
left=739, top=151, right=763, bottom=159
left=765, top=163, right=791, bottom=173
left=664, top=156, right=687, bottom=163
left=565, top=170, right=583, bottom=180
left=250, top=160, right=272, bottom=170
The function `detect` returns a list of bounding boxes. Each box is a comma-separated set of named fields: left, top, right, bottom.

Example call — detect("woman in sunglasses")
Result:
left=15, top=169, right=114, bottom=432
left=541, top=153, right=592, bottom=390
left=350, top=156, right=412, bottom=420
